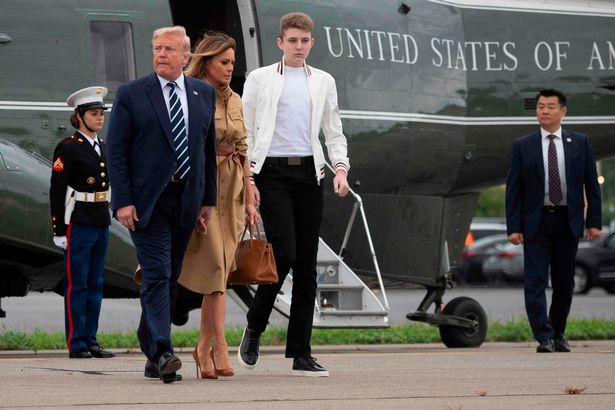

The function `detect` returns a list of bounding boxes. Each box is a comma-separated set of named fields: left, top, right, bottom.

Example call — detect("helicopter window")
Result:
left=0, top=146, right=22, bottom=171
left=90, top=21, right=136, bottom=93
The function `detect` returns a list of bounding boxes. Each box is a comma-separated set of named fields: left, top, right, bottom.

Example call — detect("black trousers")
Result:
left=523, top=207, right=578, bottom=343
left=130, top=181, right=193, bottom=361
left=247, top=158, right=323, bottom=358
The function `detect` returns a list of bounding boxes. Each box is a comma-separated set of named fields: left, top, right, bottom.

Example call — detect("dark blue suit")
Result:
left=107, top=73, right=217, bottom=361
left=506, top=129, right=601, bottom=342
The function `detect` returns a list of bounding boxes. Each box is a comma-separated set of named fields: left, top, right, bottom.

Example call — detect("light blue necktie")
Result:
left=168, top=82, right=190, bottom=179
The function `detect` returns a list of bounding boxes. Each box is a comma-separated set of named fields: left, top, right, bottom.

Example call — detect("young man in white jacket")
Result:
left=238, top=12, right=350, bottom=377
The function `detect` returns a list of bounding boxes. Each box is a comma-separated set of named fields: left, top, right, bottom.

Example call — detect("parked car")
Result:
left=464, top=219, right=507, bottom=247
left=574, top=232, right=615, bottom=294
left=454, top=234, right=509, bottom=282
left=482, top=242, right=524, bottom=283
left=482, top=232, right=615, bottom=294
left=452, top=219, right=508, bottom=282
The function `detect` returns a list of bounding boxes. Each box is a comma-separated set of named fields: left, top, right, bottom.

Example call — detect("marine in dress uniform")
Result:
left=49, top=86, right=115, bottom=359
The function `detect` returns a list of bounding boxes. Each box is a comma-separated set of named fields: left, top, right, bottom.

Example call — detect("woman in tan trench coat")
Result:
left=179, top=32, right=258, bottom=379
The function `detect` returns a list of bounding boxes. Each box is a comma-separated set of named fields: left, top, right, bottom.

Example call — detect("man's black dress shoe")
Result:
left=144, top=360, right=182, bottom=381
left=69, top=348, right=92, bottom=359
left=88, top=345, right=116, bottom=358
left=536, top=339, right=555, bottom=353
left=555, top=336, right=571, bottom=352
left=157, top=352, right=182, bottom=383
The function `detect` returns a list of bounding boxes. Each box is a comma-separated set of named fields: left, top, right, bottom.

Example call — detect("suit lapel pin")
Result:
left=193, top=90, right=198, bottom=95
left=566, top=138, right=572, bottom=142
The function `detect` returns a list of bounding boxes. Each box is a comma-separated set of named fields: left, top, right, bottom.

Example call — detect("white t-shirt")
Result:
left=268, top=66, right=313, bottom=157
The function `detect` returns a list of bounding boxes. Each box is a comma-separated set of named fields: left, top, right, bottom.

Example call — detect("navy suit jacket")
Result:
left=107, top=72, right=217, bottom=229
left=505, top=129, right=602, bottom=240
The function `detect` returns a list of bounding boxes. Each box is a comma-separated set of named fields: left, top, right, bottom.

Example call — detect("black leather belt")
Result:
left=264, top=156, right=313, bottom=166
left=543, top=205, right=567, bottom=212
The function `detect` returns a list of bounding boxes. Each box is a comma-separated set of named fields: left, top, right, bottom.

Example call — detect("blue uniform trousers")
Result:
left=130, top=181, right=193, bottom=362
left=64, top=222, right=109, bottom=352
left=523, top=207, right=578, bottom=342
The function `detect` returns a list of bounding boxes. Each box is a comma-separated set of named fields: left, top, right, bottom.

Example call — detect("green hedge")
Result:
left=1, top=318, right=614, bottom=351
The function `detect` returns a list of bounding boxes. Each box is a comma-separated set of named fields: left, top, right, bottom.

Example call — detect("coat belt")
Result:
left=217, top=143, right=244, bottom=167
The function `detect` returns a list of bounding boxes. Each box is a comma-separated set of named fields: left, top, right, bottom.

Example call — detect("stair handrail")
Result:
left=326, top=163, right=389, bottom=311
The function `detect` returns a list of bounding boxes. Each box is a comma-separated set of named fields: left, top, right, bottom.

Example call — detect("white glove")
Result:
left=53, top=236, right=67, bottom=250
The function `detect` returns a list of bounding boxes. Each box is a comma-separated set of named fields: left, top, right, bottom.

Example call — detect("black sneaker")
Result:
left=291, top=356, right=329, bottom=377
left=238, top=327, right=261, bottom=369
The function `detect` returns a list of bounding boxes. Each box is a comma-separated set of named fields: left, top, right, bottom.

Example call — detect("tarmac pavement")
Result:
left=1, top=341, right=614, bottom=409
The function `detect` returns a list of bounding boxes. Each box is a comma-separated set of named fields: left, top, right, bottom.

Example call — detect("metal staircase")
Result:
left=228, top=164, right=390, bottom=328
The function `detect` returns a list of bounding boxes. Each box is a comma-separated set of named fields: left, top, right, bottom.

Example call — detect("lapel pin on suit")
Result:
left=566, top=138, right=572, bottom=142
left=193, top=90, right=198, bottom=95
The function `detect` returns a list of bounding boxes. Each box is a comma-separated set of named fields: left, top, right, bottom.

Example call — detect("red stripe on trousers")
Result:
left=65, top=224, right=74, bottom=352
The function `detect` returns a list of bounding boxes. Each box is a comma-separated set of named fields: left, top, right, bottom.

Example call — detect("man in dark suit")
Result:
left=107, top=26, right=217, bottom=382
left=505, top=89, right=602, bottom=353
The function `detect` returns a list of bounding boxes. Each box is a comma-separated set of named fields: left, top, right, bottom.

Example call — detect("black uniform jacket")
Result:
left=50, top=131, right=111, bottom=236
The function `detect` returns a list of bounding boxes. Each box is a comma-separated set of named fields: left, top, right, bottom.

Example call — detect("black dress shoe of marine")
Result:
left=144, top=360, right=183, bottom=381
left=555, top=336, right=571, bottom=352
left=238, top=327, right=261, bottom=368
left=88, top=345, right=116, bottom=358
left=157, top=352, right=182, bottom=383
left=69, top=348, right=92, bottom=359
left=536, top=339, right=555, bottom=353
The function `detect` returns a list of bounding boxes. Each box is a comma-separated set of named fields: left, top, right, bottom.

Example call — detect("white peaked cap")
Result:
left=66, top=86, right=108, bottom=110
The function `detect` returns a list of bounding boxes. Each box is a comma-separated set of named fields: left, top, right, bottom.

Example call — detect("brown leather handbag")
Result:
left=228, top=224, right=278, bottom=285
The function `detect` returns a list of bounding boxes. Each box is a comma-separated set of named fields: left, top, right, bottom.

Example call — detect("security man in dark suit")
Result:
left=107, top=26, right=217, bottom=383
left=50, top=86, right=115, bottom=359
left=506, top=89, right=602, bottom=353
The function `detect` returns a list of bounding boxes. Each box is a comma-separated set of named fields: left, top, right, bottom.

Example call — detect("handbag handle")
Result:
left=240, top=223, right=263, bottom=246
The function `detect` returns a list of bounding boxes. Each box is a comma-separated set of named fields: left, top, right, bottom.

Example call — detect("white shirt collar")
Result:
left=540, top=127, right=562, bottom=140
left=157, top=73, right=186, bottom=91
left=77, top=130, right=98, bottom=146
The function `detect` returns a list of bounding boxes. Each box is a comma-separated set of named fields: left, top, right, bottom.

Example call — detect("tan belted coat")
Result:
left=178, top=85, right=250, bottom=294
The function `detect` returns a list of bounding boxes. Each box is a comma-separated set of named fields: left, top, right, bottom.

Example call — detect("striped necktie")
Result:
left=168, top=81, right=190, bottom=180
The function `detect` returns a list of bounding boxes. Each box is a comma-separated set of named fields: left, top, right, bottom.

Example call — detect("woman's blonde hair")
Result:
left=185, top=32, right=236, bottom=80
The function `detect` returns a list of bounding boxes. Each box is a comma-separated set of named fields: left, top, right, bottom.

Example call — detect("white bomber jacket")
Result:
left=242, top=60, right=350, bottom=181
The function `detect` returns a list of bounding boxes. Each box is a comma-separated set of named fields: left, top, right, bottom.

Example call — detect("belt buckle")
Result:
left=95, top=192, right=107, bottom=202
left=171, top=175, right=181, bottom=182
left=288, top=157, right=301, bottom=166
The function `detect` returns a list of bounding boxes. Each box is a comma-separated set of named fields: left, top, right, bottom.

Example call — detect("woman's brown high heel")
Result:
left=193, top=346, right=217, bottom=379
left=211, top=348, right=234, bottom=377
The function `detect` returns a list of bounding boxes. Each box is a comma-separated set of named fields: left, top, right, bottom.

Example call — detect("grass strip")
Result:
left=1, top=318, right=614, bottom=351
